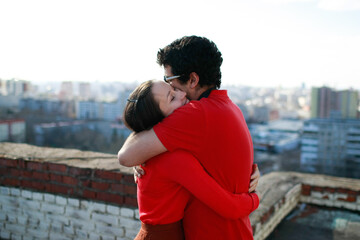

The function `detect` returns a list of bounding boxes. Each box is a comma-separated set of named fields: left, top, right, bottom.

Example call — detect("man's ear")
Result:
left=189, top=72, right=199, bottom=89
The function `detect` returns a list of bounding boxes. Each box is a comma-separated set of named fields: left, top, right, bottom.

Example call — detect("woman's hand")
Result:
left=249, top=164, right=260, bottom=193
left=133, top=164, right=146, bottom=183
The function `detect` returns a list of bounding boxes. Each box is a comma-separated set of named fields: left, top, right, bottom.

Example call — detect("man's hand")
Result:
left=133, top=164, right=146, bottom=183
left=249, top=164, right=260, bottom=193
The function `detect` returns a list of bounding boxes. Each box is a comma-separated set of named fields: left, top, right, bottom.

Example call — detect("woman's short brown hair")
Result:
left=123, top=80, right=165, bottom=133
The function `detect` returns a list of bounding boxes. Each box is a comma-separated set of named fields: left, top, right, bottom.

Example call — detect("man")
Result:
left=119, top=36, right=259, bottom=239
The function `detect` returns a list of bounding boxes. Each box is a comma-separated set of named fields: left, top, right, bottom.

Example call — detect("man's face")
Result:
left=164, top=65, right=191, bottom=98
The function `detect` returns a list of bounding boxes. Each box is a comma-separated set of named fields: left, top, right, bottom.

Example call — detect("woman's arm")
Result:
left=118, top=129, right=167, bottom=167
left=157, top=151, right=260, bottom=219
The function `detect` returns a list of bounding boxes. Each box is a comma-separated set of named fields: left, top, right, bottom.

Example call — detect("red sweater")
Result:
left=137, top=150, right=259, bottom=224
left=154, top=90, right=256, bottom=239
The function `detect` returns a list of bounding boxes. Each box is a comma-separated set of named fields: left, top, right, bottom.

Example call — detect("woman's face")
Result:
left=152, top=81, right=189, bottom=117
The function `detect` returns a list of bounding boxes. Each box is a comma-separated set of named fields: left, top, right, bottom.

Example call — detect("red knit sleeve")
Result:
left=156, top=150, right=259, bottom=219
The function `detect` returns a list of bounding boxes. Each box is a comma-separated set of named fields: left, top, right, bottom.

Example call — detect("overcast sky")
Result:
left=1, top=0, right=360, bottom=89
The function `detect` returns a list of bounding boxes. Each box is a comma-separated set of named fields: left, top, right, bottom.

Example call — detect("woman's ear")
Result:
left=189, top=72, right=200, bottom=89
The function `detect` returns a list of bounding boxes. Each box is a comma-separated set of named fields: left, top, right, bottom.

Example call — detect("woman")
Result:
left=123, top=80, right=260, bottom=240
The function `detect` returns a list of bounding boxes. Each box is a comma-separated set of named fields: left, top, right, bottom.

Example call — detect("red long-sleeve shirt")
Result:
left=154, top=90, right=256, bottom=239
left=137, top=150, right=259, bottom=225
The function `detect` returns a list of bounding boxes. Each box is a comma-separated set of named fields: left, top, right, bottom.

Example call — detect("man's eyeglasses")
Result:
left=164, top=75, right=181, bottom=83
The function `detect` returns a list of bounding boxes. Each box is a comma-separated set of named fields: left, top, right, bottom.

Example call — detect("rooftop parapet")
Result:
left=0, top=142, right=360, bottom=240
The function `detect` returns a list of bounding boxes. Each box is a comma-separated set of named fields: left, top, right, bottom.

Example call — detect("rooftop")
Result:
left=0, top=142, right=360, bottom=240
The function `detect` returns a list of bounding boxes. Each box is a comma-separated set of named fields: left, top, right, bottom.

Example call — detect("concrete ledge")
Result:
left=251, top=172, right=360, bottom=240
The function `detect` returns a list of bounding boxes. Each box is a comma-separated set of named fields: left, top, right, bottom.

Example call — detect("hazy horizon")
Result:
left=1, top=0, right=360, bottom=90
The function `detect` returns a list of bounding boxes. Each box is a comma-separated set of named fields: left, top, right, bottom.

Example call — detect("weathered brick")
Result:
left=21, top=180, right=46, bottom=191
left=120, top=217, right=140, bottom=230
left=18, top=198, right=41, bottom=211
left=124, top=197, right=137, bottom=207
left=10, top=233, right=23, bottom=240
left=68, top=198, right=80, bottom=207
left=7, top=214, right=17, bottom=223
left=62, top=176, right=78, bottom=186
left=21, top=189, right=32, bottom=199
left=49, top=232, right=70, bottom=240
left=92, top=212, right=118, bottom=225
left=123, top=185, right=137, bottom=195
left=32, top=192, right=43, bottom=201
left=89, top=232, right=101, bottom=240
left=32, top=171, right=50, bottom=181
left=45, top=183, right=72, bottom=195
left=3, top=177, right=20, bottom=187
left=18, top=159, right=26, bottom=168
left=17, top=215, right=28, bottom=225
left=312, top=186, right=324, bottom=192
left=346, top=195, right=356, bottom=202
left=91, top=181, right=110, bottom=191
left=27, top=227, right=49, bottom=238
left=101, top=234, right=116, bottom=240
left=97, top=192, right=124, bottom=205
left=0, top=229, right=10, bottom=239
left=75, top=228, right=89, bottom=239
left=20, top=169, right=33, bottom=178
left=0, top=186, right=10, bottom=195
left=44, top=193, right=56, bottom=202
left=83, top=189, right=97, bottom=199
left=336, top=188, right=348, bottom=194
left=0, top=158, right=18, bottom=167
left=47, top=163, right=68, bottom=173
left=68, top=167, right=92, bottom=177
left=65, top=206, right=90, bottom=220
left=124, top=227, right=140, bottom=239
left=10, top=168, right=22, bottom=178
left=107, top=205, right=120, bottom=215
left=50, top=173, right=63, bottom=182
left=41, top=202, right=65, bottom=214
left=120, top=208, right=134, bottom=218
left=135, top=209, right=140, bottom=220
left=324, top=187, right=336, bottom=193
left=27, top=161, right=44, bottom=171
left=95, top=223, right=124, bottom=237
left=23, top=209, right=44, bottom=223
left=0, top=211, right=7, bottom=221
left=94, top=169, right=121, bottom=181
left=10, top=188, right=21, bottom=196
left=5, top=223, right=26, bottom=235
left=46, top=214, right=70, bottom=226
left=110, top=183, right=124, bottom=192
left=64, top=225, right=75, bottom=235
left=121, top=174, right=135, bottom=184
left=91, top=202, right=106, bottom=213
left=301, top=184, right=311, bottom=196
left=72, top=219, right=95, bottom=232
left=56, top=195, right=68, bottom=205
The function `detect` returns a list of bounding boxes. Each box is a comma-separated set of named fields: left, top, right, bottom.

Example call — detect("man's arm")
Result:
left=118, top=129, right=167, bottom=167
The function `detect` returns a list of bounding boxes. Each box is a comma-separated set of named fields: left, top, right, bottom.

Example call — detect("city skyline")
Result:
left=1, top=0, right=360, bottom=90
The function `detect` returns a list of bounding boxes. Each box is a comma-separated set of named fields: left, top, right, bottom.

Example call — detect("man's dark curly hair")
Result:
left=157, top=36, right=223, bottom=89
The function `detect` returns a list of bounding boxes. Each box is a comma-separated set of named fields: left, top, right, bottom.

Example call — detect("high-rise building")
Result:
left=301, top=118, right=360, bottom=176
left=0, top=119, right=26, bottom=142
left=78, top=82, right=92, bottom=100
left=59, top=81, right=74, bottom=100
left=311, top=86, right=359, bottom=119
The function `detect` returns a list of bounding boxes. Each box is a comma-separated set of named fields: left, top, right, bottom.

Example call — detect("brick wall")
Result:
left=0, top=158, right=137, bottom=207
left=0, top=143, right=139, bottom=240
left=0, top=187, right=139, bottom=240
